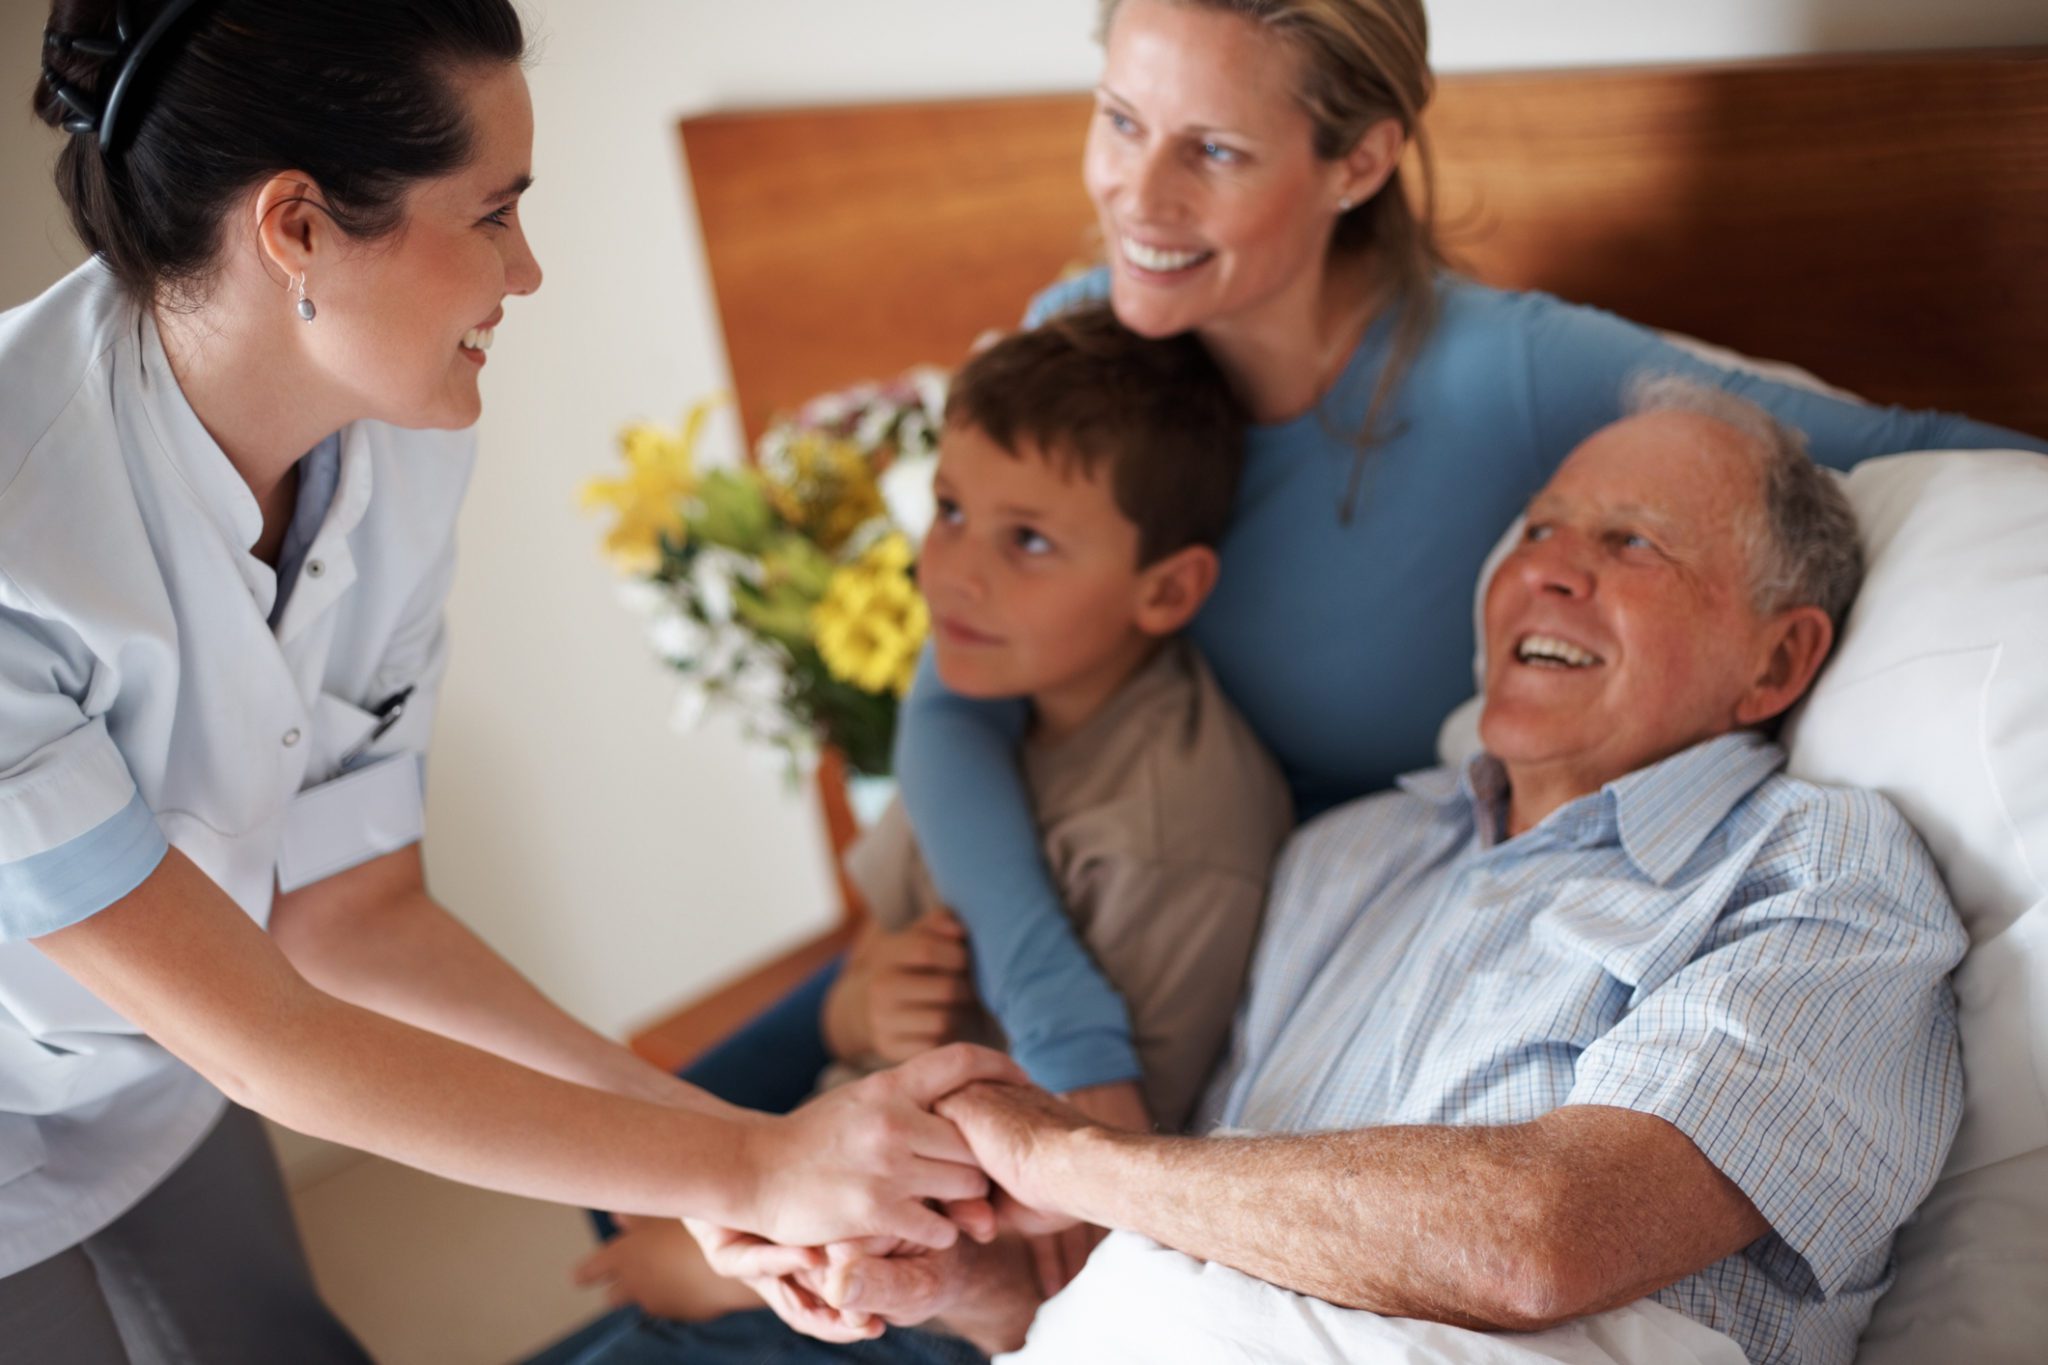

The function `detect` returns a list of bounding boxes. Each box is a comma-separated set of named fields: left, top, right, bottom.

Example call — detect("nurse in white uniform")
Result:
left=2, top=2, right=1015, bottom=1360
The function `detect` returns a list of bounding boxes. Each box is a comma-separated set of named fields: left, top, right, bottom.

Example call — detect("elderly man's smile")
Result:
left=1512, top=633, right=1603, bottom=669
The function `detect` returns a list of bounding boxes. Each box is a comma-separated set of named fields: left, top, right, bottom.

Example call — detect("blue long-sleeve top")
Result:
left=896, top=269, right=2048, bottom=1093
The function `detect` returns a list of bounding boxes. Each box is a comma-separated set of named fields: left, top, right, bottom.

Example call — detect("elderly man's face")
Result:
left=1479, top=411, right=1807, bottom=815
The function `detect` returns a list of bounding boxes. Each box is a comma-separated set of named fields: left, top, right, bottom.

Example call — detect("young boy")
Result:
left=576, top=307, right=1292, bottom=1325
left=824, top=305, right=1292, bottom=1132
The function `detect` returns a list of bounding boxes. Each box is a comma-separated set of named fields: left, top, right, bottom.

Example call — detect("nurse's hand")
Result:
left=739, top=1042, right=1024, bottom=1250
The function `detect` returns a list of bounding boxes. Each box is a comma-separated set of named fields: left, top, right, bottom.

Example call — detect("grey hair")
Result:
left=1624, top=373, right=1865, bottom=631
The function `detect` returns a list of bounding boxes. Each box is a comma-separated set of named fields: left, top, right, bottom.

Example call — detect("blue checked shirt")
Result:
left=1198, top=731, right=1966, bottom=1365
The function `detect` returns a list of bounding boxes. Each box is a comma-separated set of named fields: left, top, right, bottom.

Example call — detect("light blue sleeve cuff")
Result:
left=1011, top=1026, right=1144, bottom=1096
left=0, top=789, right=167, bottom=941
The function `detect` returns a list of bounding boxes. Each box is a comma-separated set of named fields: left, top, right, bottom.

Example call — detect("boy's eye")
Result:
left=1013, top=527, right=1053, bottom=556
left=934, top=497, right=963, bottom=525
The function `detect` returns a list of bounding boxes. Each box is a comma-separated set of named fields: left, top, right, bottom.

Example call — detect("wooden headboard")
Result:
left=681, top=50, right=2048, bottom=443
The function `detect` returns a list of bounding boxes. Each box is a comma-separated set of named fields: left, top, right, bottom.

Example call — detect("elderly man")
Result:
left=547, top=379, right=1964, bottom=1365
left=787, top=377, right=1965, bottom=1365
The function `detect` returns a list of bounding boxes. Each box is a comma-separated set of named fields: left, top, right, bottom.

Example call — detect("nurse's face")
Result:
left=310, top=63, right=543, bottom=430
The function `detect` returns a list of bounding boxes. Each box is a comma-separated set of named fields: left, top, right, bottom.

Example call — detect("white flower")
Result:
left=668, top=677, right=710, bottom=734
left=895, top=410, right=934, bottom=461
left=853, top=400, right=898, bottom=451
left=730, top=649, right=787, bottom=708
left=690, top=550, right=740, bottom=626
left=800, top=384, right=875, bottom=428
left=649, top=609, right=708, bottom=666
left=879, top=451, right=939, bottom=544
left=908, top=366, right=949, bottom=423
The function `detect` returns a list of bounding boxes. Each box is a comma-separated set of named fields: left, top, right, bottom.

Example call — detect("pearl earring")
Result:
left=1337, top=196, right=1355, bottom=212
left=292, top=273, right=317, bottom=323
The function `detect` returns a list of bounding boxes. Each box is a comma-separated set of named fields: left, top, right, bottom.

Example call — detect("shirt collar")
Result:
left=1603, top=731, right=1785, bottom=882
left=1400, top=731, right=1786, bottom=881
left=133, top=306, right=265, bottom=558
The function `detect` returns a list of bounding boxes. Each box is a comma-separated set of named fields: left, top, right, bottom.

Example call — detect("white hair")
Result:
left=1625, top=373, right=1864, bottom=629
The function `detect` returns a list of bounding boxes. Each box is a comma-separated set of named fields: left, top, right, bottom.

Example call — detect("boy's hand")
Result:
left=823, top=909, right=977, bottom=1065
left=574, top=1215, right=784, bottom=1320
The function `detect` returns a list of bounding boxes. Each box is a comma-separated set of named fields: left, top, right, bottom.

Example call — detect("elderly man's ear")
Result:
left=1734, top=606, right=1835, bottom=728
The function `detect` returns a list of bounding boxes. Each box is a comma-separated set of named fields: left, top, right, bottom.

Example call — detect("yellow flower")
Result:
left=582, top=397, right=721, bottom=573
left=760, top=430, right=886, bottom=556
left=811, top=534, right=929, bottom=698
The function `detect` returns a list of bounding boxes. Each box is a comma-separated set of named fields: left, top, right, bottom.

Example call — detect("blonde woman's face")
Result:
left=1085, top=0, right=1353, bottom=341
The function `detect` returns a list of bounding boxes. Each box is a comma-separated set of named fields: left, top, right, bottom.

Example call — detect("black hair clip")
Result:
left=42, top=0, right=220, bottom=159
left=44, top=30, right=124, bottom=61
left=40, top=61, right=104, bottom=136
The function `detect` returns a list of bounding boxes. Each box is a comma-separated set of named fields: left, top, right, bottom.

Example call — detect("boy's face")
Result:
left=919, top=420, right=1155, bottom=704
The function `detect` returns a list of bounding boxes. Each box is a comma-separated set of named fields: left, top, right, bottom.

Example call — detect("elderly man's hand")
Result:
left=803, top=1236, right=975, bottom=1327
left=935, top=1081, right=1101, bottom=1232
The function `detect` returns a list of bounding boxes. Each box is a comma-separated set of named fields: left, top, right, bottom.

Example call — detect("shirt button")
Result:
left=283, top=728, right=302, bottom=748
left=306, top=560, right=325, bottom=579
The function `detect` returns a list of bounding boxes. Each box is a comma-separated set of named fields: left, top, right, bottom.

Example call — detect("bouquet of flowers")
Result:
left=583, top=371, right=946, bottom=778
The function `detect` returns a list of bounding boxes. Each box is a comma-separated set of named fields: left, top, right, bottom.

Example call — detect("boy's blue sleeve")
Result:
left=1513, top=294, right=2048, bottom=477
left=892, top=648, right=1142, bottom=1091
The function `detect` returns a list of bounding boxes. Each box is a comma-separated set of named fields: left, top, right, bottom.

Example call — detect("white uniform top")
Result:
left=0, top=261, right=474, bottom=1275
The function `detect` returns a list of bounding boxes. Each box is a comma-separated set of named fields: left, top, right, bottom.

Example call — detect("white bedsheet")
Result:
left=999, top=1232, right=1749, bottom=1365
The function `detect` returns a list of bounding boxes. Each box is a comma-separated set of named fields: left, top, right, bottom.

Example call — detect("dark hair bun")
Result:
left=33, top=2, right=123, bottom=133
left=33, top=0, right=525, bottom=302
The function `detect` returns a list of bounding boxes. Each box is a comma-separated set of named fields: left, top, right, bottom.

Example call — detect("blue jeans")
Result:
left=525, top=1308, right=987, bottom=1365
left=590, top=958, right=844, bottom=1243
left=681, top=957, right=844, bottom=1113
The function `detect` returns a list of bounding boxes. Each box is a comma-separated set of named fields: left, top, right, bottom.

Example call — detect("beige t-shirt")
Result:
left=843, top=639, right=1294, bottom=1130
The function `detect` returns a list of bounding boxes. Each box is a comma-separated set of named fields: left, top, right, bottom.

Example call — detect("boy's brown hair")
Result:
left=944, top=305, right=1247, bottom=566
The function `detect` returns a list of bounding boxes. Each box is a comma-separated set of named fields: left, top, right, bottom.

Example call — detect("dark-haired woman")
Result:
left=0, top=3, right=1013, bottom=1360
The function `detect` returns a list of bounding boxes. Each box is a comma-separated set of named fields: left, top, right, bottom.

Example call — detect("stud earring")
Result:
left=1337, top=196, right=1355, bottom=212
left=292, top=273, right=317, bottom=323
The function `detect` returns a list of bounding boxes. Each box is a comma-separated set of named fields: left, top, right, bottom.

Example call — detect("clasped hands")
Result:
left=691, top=1076, right=1107, bottom=1343
left=698, top=910, right=1143, bottom=1342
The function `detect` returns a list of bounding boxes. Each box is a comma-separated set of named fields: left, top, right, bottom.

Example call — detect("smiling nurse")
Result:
left=0, top=3, right=1015, bottom=1361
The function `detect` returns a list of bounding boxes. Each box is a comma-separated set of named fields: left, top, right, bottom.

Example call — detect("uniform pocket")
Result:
left=309, top=692, right=381, bottom=786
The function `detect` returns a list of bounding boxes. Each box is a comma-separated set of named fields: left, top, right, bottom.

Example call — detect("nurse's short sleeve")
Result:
left=0, top=597, right=166, bottom=940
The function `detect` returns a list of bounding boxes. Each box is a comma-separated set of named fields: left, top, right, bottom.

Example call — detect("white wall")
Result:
left=5, top=0, right=2045, bottom=1041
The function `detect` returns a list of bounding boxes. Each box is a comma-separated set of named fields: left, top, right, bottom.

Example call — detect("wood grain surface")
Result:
left=683, top=51, right=2048, bottom=441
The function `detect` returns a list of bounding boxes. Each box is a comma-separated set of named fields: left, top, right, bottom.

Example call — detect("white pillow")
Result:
left=1779, top=451, right=2048, bottom=1173
left=1778, top=448, right=2048, bottom=1365
left=1439, top=448, right=2048, bottom=1362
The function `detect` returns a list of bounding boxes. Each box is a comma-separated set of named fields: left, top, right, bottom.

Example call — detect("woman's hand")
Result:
left=823, top=909, right=977, bottom=1065
left=738, top=1042, right=1025, bottom=1250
